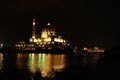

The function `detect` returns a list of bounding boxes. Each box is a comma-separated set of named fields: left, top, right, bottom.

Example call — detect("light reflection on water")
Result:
left=16, top=53, right=66, bottom=78
left=0, top=53, right=3, bottom=71
left=83, top=54, right=103, bottom=65
left=0, top=53, right=103, bottom=79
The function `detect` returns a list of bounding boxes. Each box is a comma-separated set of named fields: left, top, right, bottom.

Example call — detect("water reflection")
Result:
left=83, top=54, right=104, bottom=65
left=0, top=52, right=104, bottom=80
left=16, top=53, right=29, bottom=69
left=94, top=55, right=100, bottom=64
left=16, top=53, right=66, bottom=78
left=0, top=53, right=3, bottom=71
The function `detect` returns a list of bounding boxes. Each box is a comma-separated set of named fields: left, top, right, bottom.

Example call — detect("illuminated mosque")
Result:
left=29, top=18, right=67, bottom=46
left=15, top=18, right=70, bottom=51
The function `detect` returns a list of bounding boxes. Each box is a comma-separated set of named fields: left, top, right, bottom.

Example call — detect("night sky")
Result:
left=0, top=0, right=119, bottom=49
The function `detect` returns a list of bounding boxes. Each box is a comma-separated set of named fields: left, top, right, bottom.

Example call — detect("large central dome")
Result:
left=41, top=23, right=56, bottom=38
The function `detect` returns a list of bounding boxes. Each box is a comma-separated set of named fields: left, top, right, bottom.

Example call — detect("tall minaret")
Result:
left=32, top=18, right=36, bottom=38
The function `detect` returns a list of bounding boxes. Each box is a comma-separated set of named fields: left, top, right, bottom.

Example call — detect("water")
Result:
left=0, top=52, right=103, bottom=80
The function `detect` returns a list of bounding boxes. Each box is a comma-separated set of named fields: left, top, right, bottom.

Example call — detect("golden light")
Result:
left=34, top=39, right=38, bottom=42
left=0, top=54, right=3, bottom=70
left=33, top=22, right=35, bottom=25
left=54, top=38, right=63, bottom=43
left=41, top=32, right=48, bottom=38
left=47, top=22, right=51, bottom=26
left=29, top=38, right=33, bottom=42
left=32, top=36, right=35, bottom=38
left=83, top=47, right=88, bottom=50
left=33, top=19, right=35, bottom=25
left=44, top=38, right=51, bottom=42
left=38, top=39, right=41, bottom=42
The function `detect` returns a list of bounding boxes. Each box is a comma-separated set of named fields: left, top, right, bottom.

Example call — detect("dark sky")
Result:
left=0, top=0, right=119, bottom=49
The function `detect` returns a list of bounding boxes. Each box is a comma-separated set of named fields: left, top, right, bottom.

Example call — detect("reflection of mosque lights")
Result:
left=16, top=53, right=66, bottom=78
left=28, top=54, right=37, bottom=73
left=0, top=53, right=3, bottom=71
left=52, top=55, right=65, bottom=71
left=28, top=54, right=66, bottom=78
left=28, top=54, right=46, bottom=74
left=16, top=53, right=22, bottom=69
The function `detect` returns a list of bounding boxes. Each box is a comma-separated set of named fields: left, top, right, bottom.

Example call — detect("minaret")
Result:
left=32, top=18, right=36, bottom=38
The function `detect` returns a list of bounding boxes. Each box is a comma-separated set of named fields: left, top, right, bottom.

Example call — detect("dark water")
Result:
left=0, top=52, right=103, bottom=80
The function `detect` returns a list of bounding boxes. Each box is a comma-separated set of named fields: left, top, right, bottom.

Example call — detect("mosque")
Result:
left=15, top=18, right=72, bottom=53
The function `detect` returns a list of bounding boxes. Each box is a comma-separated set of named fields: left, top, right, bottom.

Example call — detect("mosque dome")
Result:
left=41, top=22, right=56, bottom=38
